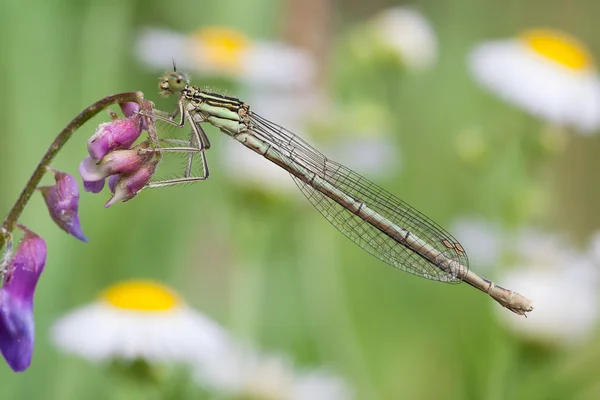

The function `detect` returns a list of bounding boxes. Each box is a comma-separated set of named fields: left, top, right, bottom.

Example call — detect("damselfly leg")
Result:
left=142, top=100, right=211, bottom=188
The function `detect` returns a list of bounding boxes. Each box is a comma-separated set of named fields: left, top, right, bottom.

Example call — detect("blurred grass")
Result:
left=2, top=0, right=600, bottom=399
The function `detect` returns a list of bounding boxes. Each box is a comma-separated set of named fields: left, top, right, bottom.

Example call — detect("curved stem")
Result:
left=0, top=91, right=146, bottom=250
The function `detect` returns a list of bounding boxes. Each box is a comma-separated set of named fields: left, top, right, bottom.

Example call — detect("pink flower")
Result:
left=105, top=161, right=158, bottom=207
left=79, top=144, right=152, bottom=190
left=87, top=113, right=144, bottom=160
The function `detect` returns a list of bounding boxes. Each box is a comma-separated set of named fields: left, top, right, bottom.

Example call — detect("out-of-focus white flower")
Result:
left=326, top=136, right=399, bottom=178
left=511, top=228, right=571, bottom=268
left=221, top=139, right=298, bottom=196
left=469, top=29, right=600, bottom=133
left=586, top=230, right=600, bottom=264
left=361, top=6, right=438, bottom=71
left=221, top=97, right=400, bottom=196
left=220, top=88, right=328, bottom=197
left=51, top=279, right=231, bottom=365
left=136, top=27, right=315, bottom=89
left=496, top=230, right=599, bottom=344
left=321, top=102, right=399, bottom=179
left=195, top=347, right=353, bottom=400
left=450, top=217, right=504, bottom=269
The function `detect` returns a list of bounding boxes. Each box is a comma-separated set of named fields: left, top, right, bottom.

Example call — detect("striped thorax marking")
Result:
left=182, top=86, right=251, bottom=125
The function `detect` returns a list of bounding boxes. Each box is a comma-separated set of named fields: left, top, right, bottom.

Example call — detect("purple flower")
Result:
left=79, top=145, right=152, bottom=189
left=83, top=179, right=105, bottom=194
left=108, top=174, right=120, bottom=193
left=87, top=115, right=143, bottom=160
left=119, top=102, right=148, bottom=131
left=119, top=102, right=139, bottom=118
left=105, top=161, right=158, bottom=207
left=39, top=170, right=88, bottom=242
left=0, top=226, right=46, bottom=372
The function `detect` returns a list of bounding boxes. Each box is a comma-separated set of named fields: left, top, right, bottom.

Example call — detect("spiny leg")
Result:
left=143, top=141, right=210, bottom=188
left=143, top=112, right=211, bottom=188
left=152, top=99, right=212, bottom=178
left=152, top=101, right=211, bottom=149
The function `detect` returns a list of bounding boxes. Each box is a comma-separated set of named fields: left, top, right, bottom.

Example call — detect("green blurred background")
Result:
left=2, top=0, right=600, bottom=399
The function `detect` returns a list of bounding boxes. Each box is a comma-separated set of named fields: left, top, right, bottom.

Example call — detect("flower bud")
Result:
left=105, top=161, right=158, bottom=207
left=120, top=102, right=148, bottom=131
left=87, top=115, right=143, bottom=160
left=39, top=170, right=88, bottom=242
left=79, top=145, right=152, bottom=185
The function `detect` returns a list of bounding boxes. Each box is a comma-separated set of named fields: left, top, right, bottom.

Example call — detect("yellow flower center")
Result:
left=101, top=280, right=181, bottom=311
left=190, top=27, right=251, bottom=71
left=521, top=29, right=593, bottom=70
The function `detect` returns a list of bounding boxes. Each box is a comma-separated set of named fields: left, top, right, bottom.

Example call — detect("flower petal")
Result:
left=119, top=102, right=140, bottom=118
left=105, top=161, right=158, bottom=207
left=39, top=170, right=88, bottom=242
left=108, top=175, right=120, bottom=194
left=79, top=156, right=106, bottom=182
left=83, top=179, right=105, bottom=194
left=0, top=226, right=46, bottom=372
left=87, top=117, right=143, bottom=160
left=80, top=147, right=152, bottom=187
left=119, top=103, right=147, bottom=131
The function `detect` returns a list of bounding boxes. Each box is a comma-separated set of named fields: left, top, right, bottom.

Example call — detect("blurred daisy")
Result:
left=219, top=88, right=326, bottom=197
left=194, top=347, right=353, bottom=400
left=221, top=139, right=298, bottom=196
left=352, top=6, right=438, bottom=71
left=221, top=98, right=399, bottom=196
left=496, top=229, right=599, bottom=344
left=136, top=26, right=315, bottom=89
left=449, top=216, right=504, bottom=269
left=469, top=29, right=600, bottom=133
left=51, top=279, right=231, bottom=365
left=586, top=230, right=600, bottom=264
left=321, top=102, right=399, bottom=179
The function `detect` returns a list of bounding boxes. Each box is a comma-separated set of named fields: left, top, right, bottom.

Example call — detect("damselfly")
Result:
left=144, top=69, right=534, bottom=316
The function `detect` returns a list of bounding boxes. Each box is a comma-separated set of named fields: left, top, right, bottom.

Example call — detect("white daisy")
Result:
left=469, top=29, right=600, bottom=133
left=354, top=6, right=438, bottom=71
left=496, top=230, right=599, bottom=344
left=194, top=347, right=353, bottom=400
left=51, top=279, right=232, bottom=365
left=136, top=26, right=315, bottom=89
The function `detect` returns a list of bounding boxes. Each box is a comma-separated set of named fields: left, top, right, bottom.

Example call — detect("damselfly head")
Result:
left=159, top=71, right=189, bottom=97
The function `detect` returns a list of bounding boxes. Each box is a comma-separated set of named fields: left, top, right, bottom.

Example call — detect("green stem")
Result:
left=0, top=91, right=146, bottom=250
